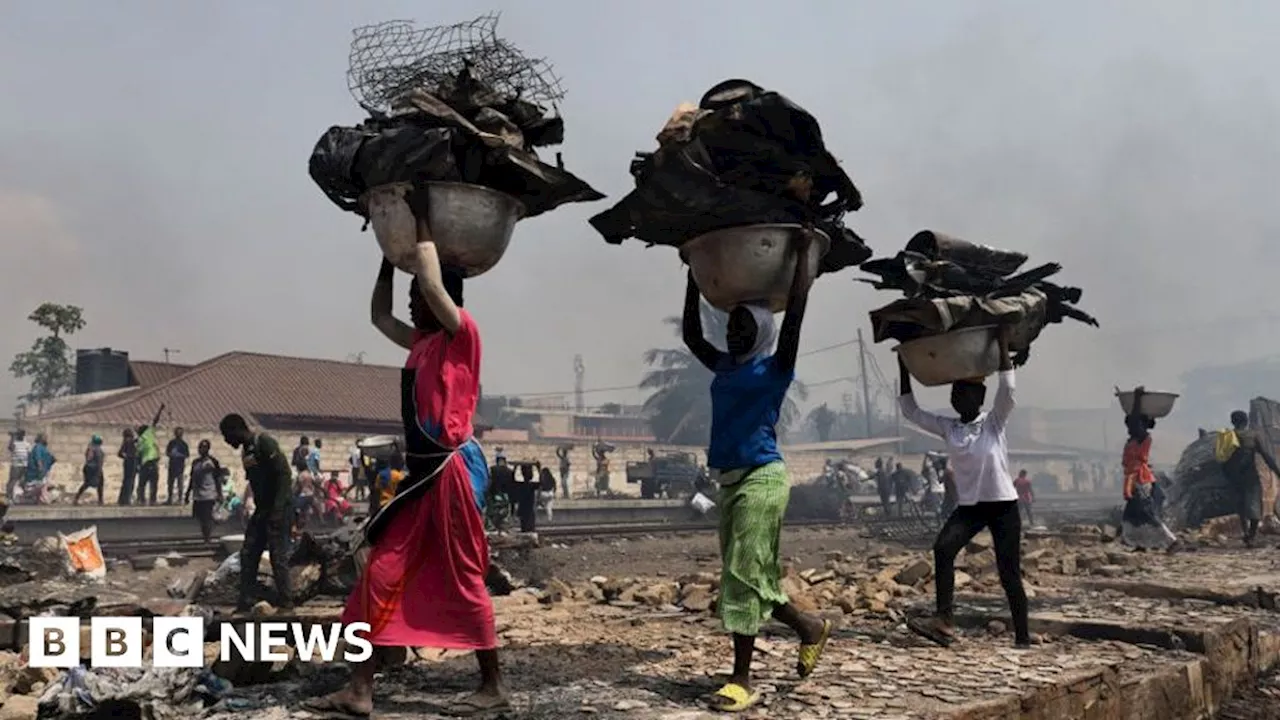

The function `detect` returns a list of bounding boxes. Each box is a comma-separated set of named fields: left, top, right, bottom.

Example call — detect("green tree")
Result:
left=641, top=312, right=807, bottom=446
left=10, top=303, right=86, bottom=413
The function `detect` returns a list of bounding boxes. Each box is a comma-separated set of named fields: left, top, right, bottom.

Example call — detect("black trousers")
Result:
left=239, top=510, right=292, bottom=608
left=933, top=500, right=1029, bottom=642
left=136, top=461, right=159, bottom=505
left=193, top=500, right=217, bottom=541
left=167, top=465, right=185, bottom=503
left=75, top=468, right=104, bottom=504
left=118, top=460, right=138, bottom=505
left=514, top=483, right=537, bottom=532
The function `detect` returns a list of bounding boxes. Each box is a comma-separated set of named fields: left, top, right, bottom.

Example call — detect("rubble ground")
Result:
left=5, top=524, right=1280, bottom=719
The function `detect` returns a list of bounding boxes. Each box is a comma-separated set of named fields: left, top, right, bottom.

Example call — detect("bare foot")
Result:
left=301, top=689, right=373, bottom=718
left=448, top=685, right=510, bottom=717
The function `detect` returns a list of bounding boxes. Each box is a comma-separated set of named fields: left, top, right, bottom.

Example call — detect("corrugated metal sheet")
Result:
left=128, top=361, right=192, bottom=388
left=43, top=352, right=402, bottom=428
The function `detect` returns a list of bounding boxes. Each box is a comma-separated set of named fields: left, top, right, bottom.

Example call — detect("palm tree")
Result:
left=640, top=307, right=807, bottom=446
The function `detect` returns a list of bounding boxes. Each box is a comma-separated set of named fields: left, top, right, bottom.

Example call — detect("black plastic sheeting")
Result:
left=309, top=69, right=603, bottom=221
left=309, top=118, right=602, bottom=220
left=859, top=230, right=1097, bottom=363
left=588, top=79, right=870, bottom=275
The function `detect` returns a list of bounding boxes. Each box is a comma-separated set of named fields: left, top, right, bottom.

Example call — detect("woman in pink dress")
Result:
left=303, top=222, right=505, bottom=718
left=323, top=472, right=351, bottom=522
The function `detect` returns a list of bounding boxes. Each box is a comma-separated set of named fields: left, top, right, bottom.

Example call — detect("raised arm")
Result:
left=1255, top=438, right=1280, bottom=478
left=682, top=272, right=726, bottom=371
left=371, top=258, right=415, bottom=350
left=413, top=218, right=461, bottom=335
left=897, top=356, right=947, bottom=437
left=150, top=404, right=165, bottom=429
left=775, top=231, right=816, bottom=373
left=989, top=329, right=1016, bottom=431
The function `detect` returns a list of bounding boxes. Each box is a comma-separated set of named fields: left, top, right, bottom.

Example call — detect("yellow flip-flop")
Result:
left=797, top=618, right=833, bottom=678
left=709, top=683, right=760, bottom=713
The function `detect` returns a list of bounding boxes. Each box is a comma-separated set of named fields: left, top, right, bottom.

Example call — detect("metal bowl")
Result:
left=1116, top=390, right=1178, bottom=419
left=362, top=181, right=526, bottom=277
left=894, top=325, right=1001, bottom=387
left=679, top=224, right=830, bottom=312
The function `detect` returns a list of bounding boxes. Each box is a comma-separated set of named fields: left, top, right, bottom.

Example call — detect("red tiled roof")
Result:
left=43, top=352, right=402, bottom=429
left=128, top=360, right=192, bottom=388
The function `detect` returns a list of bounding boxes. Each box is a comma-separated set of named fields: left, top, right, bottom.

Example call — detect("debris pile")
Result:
left=36, top=666, right=230, bottom=720
left=589, top=79, right=871, bottom=275
left=859, top=231, right=1098, bottom=364
left=309, top=15, right=603, bottom=223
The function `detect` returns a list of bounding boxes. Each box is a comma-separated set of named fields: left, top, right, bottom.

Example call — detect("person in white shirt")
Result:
left=6, top=430, right=30, bottom=502
left=897, top=328, right=1030, bottom=649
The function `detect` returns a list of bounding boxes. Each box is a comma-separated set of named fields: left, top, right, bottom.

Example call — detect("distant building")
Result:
left=502, top=406, right=654, bottom=442
left=36, top=350, right=491, bottom=437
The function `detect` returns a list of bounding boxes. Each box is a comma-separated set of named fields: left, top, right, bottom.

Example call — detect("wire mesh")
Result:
left=347, top=13, right=565, bottom=115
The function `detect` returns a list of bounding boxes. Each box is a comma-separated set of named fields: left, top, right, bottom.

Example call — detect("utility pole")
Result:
left=573, top=355, right=585, bottom=413
left=856, top=329, right=872, bottom=439
left=163, top=348, right=180, bottom=364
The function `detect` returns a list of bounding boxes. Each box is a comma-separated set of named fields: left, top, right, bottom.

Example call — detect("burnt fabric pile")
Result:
left=861, top=230, right=1098, bottom=363
left=309, top=17, right=602, bottom=221
left=588, top=79, right=871, bottom=274
left=1167, top=431, right=1235, bottom=528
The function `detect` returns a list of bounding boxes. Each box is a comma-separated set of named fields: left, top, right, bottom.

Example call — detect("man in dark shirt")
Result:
left=117, top=429, right=138, bottom=505
left=487, top=456, right=516, bottom=530
left=874, top=457, right=893, bottom=517
left=891, top=462, right=915, bottom=519
left=165, top=427, right=190, bottom=505
left=1223, top=410, right=1280, bottom=547
left=291, top=436, right=311, bottom=477
left=513, top=461, right=538, bottom=533
left=220, top=413, right=293, bottom=611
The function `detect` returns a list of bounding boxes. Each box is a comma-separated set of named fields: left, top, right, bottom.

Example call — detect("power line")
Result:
left=799, top=338, right=858, bottom=358
left=497, top=336, right=864, bottom=400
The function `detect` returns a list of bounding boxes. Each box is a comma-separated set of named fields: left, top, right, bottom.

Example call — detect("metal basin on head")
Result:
left=1115, top=390, right=1178, bottom=418
left=363, top=181, right=526, bottom=277
left=894, top=325, right=1001, bottom=387
left=680, top=224, right=830, bottom=312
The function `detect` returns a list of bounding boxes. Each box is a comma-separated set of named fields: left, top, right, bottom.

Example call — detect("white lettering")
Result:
left=342, top=622, right=373, bottom=662
left=220, top=622, right=254, bottom=662
left=291, top=623, right=342, bottom=662
left=258, top=622, right=290, bottom=662
left=90, top=617, right=142, bottom=668
left=28, top=617, right=79, bottom=668
left=33, top=616, right=371, bottom=667
left=152, top=617, right=205, bottom=668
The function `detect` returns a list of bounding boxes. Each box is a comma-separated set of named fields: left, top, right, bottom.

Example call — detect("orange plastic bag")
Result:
left=59, top=526, right=106, bottom=578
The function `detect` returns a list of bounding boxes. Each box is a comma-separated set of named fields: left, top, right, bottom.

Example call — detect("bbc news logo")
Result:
left=28, top=617, right=373, bottom=667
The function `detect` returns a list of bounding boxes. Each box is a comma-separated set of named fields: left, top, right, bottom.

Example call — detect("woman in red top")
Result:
left=303, top=220, right=506, bottom=718
left=1120, top=389, right=1176, bottom=551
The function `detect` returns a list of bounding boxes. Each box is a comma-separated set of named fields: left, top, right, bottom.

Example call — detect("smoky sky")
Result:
left=2, top=0, right=1279, bottom=426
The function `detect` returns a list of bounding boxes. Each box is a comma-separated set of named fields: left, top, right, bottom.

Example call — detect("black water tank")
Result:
left=75, top=348, right=130, bottom=394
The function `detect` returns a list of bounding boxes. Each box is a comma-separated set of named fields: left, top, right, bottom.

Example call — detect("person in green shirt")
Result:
left=134, top=405, right=165, bottom=505
left=219, top=412, right=293, bottom=611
